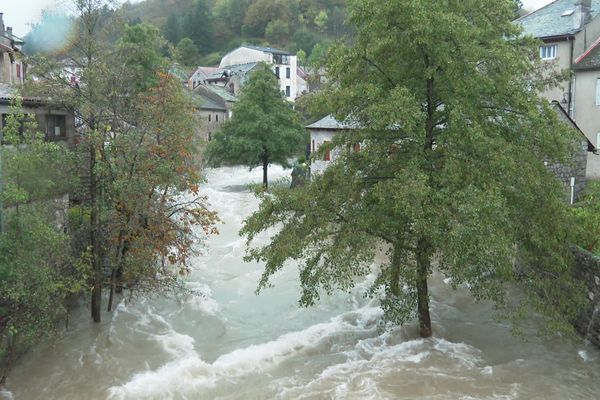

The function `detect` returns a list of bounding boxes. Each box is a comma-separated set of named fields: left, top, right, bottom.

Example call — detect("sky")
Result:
left=1, top=0, right=557, bottom=38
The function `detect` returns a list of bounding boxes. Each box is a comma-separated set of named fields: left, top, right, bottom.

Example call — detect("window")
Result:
left=208, top=132, right=212, bottom=141
left=273, top=54, right=289, bottom=65
left=208, top=114, right=211, bottom=122
left=353, top=143, right=361, bottom=152
left=286, top=86, right=291, bottom=97
left=216, top=114, right=219, bottom=122
left=286, top=67, right=290, bottom=79
left=275, top=66, right=280, bottom=78
left=46, top=114, right=66, bottom=139
left=16, top=64, right=21, bottom=79
left=312, top=139, right=315, bottom=153
left=540, top=44, right=557, bottom=60
left=323, top=140, right=331, bottom=161
left=596, top=78, right=600, bottom=106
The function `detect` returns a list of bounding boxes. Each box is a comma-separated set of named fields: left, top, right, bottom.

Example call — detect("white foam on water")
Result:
left=150, top=332, right=195, bottom=359
left=183, top=282, right=220, bottom=316
left=433, top=338, right=482, bottom=369
left=108, top=306, right=382, bottom=399
left=0, top=389, right=13, bottom=400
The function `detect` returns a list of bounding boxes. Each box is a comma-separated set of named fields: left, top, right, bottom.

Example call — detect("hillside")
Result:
left=119, top=0, right=350, bottom=66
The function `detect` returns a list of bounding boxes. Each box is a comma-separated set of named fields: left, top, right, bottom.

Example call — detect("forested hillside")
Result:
left=119, top=0, right=349, bottom=66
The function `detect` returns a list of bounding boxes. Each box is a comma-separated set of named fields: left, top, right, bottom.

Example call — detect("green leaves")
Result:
left=205, top=62, right=305, bottom=187
left=242, top=0, right=585, bottom=335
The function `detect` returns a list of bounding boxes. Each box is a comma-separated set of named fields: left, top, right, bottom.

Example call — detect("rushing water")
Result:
left=3, top=165, right=600, bottom=400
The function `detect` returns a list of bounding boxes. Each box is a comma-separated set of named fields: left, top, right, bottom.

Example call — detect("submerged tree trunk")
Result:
left=90, top=145, right=102, bottom=323
left=107, top=269, right=116, bottom=312
left=262, top=157, right=268, bottom=189
left=416, top=238, right=432, bottom=338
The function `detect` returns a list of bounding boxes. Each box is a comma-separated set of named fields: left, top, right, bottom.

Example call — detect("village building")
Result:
left=517, top=0, right=600, bottom=177
left=192, top=83, right=237, bottom=142
left=308, top=103, right=594, bottom=202
left=0, top=12, right=75, bottom=145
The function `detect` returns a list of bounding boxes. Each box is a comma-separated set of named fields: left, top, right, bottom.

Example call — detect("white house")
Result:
left=306, top=115, right=358, bottom=174
left=219, top=45, right=301, bottom=101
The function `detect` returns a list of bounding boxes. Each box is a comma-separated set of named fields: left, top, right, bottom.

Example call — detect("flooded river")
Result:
left=3, top=166, right=600, bottom=399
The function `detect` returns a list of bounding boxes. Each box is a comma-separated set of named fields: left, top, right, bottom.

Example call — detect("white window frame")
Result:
left=540, top=44, right=557, bottom=60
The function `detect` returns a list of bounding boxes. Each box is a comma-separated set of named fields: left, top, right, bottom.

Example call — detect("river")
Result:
left=3, top=165, right=600, bottom=400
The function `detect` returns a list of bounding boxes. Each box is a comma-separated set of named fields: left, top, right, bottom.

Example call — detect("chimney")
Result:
left=0, top=13, right=5, bottom=35
left=6, top=27, right=12, bottom=39
left=575, top=0, right=592, bottom=30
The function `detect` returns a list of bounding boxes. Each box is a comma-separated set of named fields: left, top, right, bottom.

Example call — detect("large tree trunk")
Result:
left=416, top=238, right=432, bottom=338
left=90, top=145, right=102, bottom=323
left=262, top=157, right=268, bottom=189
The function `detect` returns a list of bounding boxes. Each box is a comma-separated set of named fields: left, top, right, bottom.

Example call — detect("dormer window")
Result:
left=540, top=44, right=557, bottom=60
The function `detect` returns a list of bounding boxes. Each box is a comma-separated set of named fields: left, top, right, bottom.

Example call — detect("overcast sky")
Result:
left=2, top=0, right=556, bottom=38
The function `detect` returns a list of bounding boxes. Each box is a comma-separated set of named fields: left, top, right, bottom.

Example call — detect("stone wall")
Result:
left=547, top=139, right=589, bottom=203
left=571, top=246, right=600, bottom=347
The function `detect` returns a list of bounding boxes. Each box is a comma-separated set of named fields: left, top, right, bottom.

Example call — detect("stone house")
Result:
left=192, top=83, right=237, bottom=142
left=517, top=0, right=600, bottom=176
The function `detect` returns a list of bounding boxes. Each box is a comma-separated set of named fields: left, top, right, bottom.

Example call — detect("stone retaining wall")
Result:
left=571, top=246, right=600, bottom=346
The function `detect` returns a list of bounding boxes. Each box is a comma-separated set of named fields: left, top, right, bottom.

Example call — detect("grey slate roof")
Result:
left=306, top=115, right=358, bottom=130
left=517, top=0, right=600, bottom=38
left=202, top=84, right=238, bottom=103
left=207, top=62, right=258, bottom=81
left=243, top=45, right=293, bottom=56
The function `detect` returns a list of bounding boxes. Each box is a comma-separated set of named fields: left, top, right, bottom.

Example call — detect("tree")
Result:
left=182, top=0, right=214, bottom=54
left=0, top=101, right=86, bottom=381
left=313, top=9, right=328, bottom=32
left=205, top=63, right=305, bottom=188
left=241, top=0, right=585, bottom=338
left=163, top=11, right=182, bottom=45
left=26, top=0, right=217, bottom=322
left=175, top=37, right=200, bottom=66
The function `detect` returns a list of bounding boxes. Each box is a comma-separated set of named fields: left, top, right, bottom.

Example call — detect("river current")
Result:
left=3, top=165, right=600, bottom=400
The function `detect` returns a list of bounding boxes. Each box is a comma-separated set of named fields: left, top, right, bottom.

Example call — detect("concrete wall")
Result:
left=274, top=58, right=298, bottom=101
left=309, top=128, right=337, bottom=174
left=574, top=14, right=600, bottom=59
left=572, top=68, right=600, bottom=177
left=539, top=39, right=572, bottom=104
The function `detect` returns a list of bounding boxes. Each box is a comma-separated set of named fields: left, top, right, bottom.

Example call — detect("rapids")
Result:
left=3, top=165, right=600, bottom=400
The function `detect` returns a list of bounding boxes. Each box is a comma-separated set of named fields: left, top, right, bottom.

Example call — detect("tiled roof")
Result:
left=243, top=45, right=293, bottom=56
left=517, top=0, right=600, bottom=38
left=306, top=115, right=358, bottom=130
left=0, top=83, right=44, bottom=104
